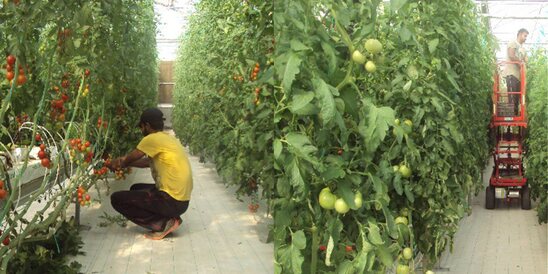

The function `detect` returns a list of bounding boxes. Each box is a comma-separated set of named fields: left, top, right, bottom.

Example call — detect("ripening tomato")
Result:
left=6, top=55, right=15, bottom=66
left=16, top=74, right=26, bottom=85
left=41, top=158, right=50, bottom=168
left=39, top=144, right=46, bottom=150
left=2, top=236, right=10, bottom=246
left=6, top=71, right=14, bottom=81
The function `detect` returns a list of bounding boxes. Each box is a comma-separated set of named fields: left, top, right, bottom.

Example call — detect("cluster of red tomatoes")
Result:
left=96, top=116, right=108, bottom=129
left=15, top=112, right=29, bottom=127
left=250, top=62, right=260, bottom=81
left=93, top=158, right=110, bottom=176
left=253, top=87, right=261, bottom=106
left=4, top=55, right=26, bottom=86
left=49, top=91, right=69, bottom=123
left=76, top=186, right=91, bottom=207
left=68, top=138, right=93, bottom=165
left=36, top=134, right=52, bottom=168
left=114, top=168, right=131, bottom=180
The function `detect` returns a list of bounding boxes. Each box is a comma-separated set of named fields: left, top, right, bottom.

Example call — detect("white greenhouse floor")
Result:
left=64, top=132, right=546, bottom=274
left=436, top=158, right=547, bottom=274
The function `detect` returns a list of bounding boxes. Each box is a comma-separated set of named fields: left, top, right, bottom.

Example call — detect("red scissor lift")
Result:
left=486, top=61, right=530, bottom=209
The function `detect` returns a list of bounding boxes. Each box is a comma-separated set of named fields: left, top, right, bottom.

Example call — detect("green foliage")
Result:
left=0, top=0, right=158, bottom=270
left=273, top=0, right=494, bottom=272
left=525, top=48, right=548, bottom=223
left=7, top=219, right=83, bottom=274
left=0, top=0, right=158, bottom=156
left=172, top=0, right=275, bottom=198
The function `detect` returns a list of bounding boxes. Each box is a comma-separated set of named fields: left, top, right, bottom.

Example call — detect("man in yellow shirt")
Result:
left=108, top=108, right=193, bottom=240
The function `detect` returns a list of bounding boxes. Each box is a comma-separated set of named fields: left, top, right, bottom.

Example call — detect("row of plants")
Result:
left=174, top=0, right=548, bottom=272
left=270, top=0, right=494, bottom=272
left=524, top=48, right=548, bottom=223
left=173, top=0, right=275, bottom=207
left=0, top=0, right=158, bottom=272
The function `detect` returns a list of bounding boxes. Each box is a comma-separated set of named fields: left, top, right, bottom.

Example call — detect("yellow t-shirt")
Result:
left=137, top=132, right=193, bottom=201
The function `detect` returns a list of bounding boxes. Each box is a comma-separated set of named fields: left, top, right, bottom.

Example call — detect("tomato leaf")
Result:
left=288, top=158, right=306, bottom=199
left=398, top=25, right=412, bottom=42
left=321, top=42, right=337, bottom=76
left=278, top=230, right=306, bottom=274
left=367, top=222, right=384, bottom=245
left=392, top=176, right=403, bottom=195
left=322, top=166, right=345, bottom=180
left=273, top=139, right=282, bottom=159
left=313, top=78, right=336, bottom=126
left=282, top=52, right=302, bottom=92
left=359, top=101, right=395, bottom=153
left=404, top=184, right=415, bottom=202
left=428, top=38, right=439, bottom=53
left=390, top=0, right=408, bottom=11
left=325, top=235, right=335, bottom=266
left=289, top=92, right=315, bottom=113
left=285, top=132, right=318, bottom=165
left=375, top=245, right=393, bottom=267
left=290, top=39, right=310, bottom=52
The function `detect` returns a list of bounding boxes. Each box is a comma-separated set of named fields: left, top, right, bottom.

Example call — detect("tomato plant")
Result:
left=0, top=0, right=158, bottom=271
left=272, top=0, right=494, bottom=272
left=172, top=0, right=275, bottom=200
left=524, top=48, right=548, bottom=223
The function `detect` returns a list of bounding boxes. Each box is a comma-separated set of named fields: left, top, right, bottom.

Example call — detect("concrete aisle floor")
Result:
left=436, top=160, right=547, bottom=274
left=72, top=150, right=273, bottom=274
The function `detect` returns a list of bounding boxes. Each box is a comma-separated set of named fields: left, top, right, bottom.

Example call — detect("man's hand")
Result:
left=106, top=157, right=124, bottom=171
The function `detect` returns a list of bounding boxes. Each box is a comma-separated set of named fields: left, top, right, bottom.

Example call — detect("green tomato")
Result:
left=334, top=198, right=350, bottom=214
left=354, top=192, right=363, bottom=209
left=364, top=39, right=383, bottom=54
left=352, top=50, right=366, bottom=64
left=396, top=265, right=410, bottom=274
left=404, top=119, right=413, bottom=127
left=402, top=247, right=413, bottom=260
left=393, top=165, right=400, bottom=172
left=394, top=119, right=400, bottom=125
left=400, top=207, right=409, bottom=217
left=365, top=61, right=376, bottom=73
left=320, top=187, right=331, bottom=195
left=395, top=216, right=408, bottom=225
left=319, top=191, right=336, bottom=210
left=399, top=165, right=412, bottom=178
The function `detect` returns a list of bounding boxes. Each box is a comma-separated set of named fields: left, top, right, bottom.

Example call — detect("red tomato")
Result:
left=345, top=245, right=353, bottom=252
left=41, top=158, right=50, bottom=168
left=319, top=245, right=327, bottom=251
left=38, top=150, right=46, bottom=159
left=0, top=180, right=4, bottom=189
left=0, top=189, right=7, bottom=199
left=85, top=194, right=90, bottom=201
left=6, top=71, right=14, bottom=81
left=35, top=134, right=42, bottom=142
left=16, top=74, right=26, bottom=85
left=5, top=64, right=13, bottom=72
left=2, top=236, right=10, bottom=246
left=6, top=55, right=15, bottom=66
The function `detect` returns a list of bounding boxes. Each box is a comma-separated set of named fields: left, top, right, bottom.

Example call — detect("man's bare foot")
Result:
left=144, top=218, right=181, bottom=240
